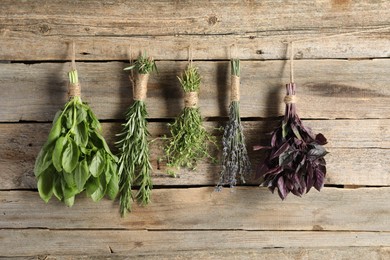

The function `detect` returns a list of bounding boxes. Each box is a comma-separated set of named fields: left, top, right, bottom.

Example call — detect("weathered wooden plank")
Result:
left=0, top=0, right=389, bottom=37
left=1, top=60, right=390, bottom=122
left=7, top=247, right=390, bottom=260
left=1, top=33, right=390, bottom=61
left=1, top=120, right=389, bottom=189
left=0, top=229, right=389, bottom=257
left=1, top=187, right=389, bottom=231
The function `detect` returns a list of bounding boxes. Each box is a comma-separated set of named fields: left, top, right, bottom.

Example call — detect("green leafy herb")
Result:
left=217, top=59, right=251, bottom=189
left=34, top=69, right=119, bottom=206
left=117, top=54, right=156, bottom=216
left=164, top=64, right=218, bottom=170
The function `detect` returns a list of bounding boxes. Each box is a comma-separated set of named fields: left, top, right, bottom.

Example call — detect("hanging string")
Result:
left=188, top=45, right=193, bottom=65
left=289, top=41, right=294, bottom=83
left=71, top=41, right=76, bottom=71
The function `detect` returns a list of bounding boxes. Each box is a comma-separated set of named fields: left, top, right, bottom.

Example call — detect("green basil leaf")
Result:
left=61, top=179, right=78, bottom=200
left=52, top=174, right=63, bottom=201
left=47, top=113, right=63, bottom=145
left=86, top=107, right=101, bottom=130
left=74, top=122, right=88, bottom=147
left=52, top=136, right=67, bottom=172
left=90, top=150, right=104, bottom=177
left=37, top=166, right=55, bottom=203
left=63, top=171, right=76, bottom=188
left=106, top=162, right=119, bottom=200
left=64, top=196, right=75, bottom=207
left=65, top=107, right=74, bottom=130
left=85, top=176, right=99, bottom=196
left=75, top=159, right=90, bottom=191
left=62, top=138, right=79, bottom=173
left=34, top=145, right=54, bottom=177
left=90, top=174, right=107, bottom=202
left=76, top=106, right=87, bottom=124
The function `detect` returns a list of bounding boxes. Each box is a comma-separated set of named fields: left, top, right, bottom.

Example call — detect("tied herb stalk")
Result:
left=117, top=54, right=157, bottom=216
left=164, top=64, right=217, bottom=171
left=217, top=59, right=251, bottom=189
left=34, top=69, right=119, bottom=207
left=255, top=83, right=328, bottom=200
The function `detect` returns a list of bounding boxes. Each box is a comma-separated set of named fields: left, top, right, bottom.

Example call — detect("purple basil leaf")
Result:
left=315, top=133, right=328, bottom=145
left=270, top=141, right=290, bottom=160
left=277, top=177, right=287, bottom=200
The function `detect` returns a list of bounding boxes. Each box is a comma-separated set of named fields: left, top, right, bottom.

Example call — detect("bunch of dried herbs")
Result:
left=117, top=54, right=157, bottom=216
left=34, top=69, right=119, bottom=206
left=255, top=83, right=328, bottom=199
left=217, top=59, right=251, bottom=189
left=164, top=64, right=217, bottom=171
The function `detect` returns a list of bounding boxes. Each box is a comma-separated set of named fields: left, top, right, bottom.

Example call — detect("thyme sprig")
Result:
left=217, top=59, right=251, bottom=189
left=164, top=64, right=218, bottom=170
left=117, top=54, right=156, bottom=216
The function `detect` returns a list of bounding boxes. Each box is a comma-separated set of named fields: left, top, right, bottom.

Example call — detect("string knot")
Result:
left=284, top=95, right=297, bottom=104
left=184, top=91, right=198, bottom=108
left=68, top=82, right=81, bottom=99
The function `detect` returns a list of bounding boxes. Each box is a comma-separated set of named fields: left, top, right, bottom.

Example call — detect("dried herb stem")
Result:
left=217, top=59, right=250, bottom=189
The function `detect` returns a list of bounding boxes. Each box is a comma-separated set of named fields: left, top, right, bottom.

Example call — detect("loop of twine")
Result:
left=184, top=91, right=198, bottom=108
left=231, top=75, right=240, bottom=102
left=68, top=82, right=81, bottom=98
left=284, top=95, right=297, bottom=104
left=133, top=73, right=149, bottom=101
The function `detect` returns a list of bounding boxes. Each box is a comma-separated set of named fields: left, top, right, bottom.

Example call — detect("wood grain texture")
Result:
left=1, top=33, right=390, bottom=61
left=0, top=0, right=389, bottom=37
left=1, top=120, right=389, bottom=189
left=1, top=187, right=389, bottom=231
left=1, top=60, right=390, bottom=122
left=1, top=229, right=390, bottom=257
left=7, top=247, right=389, bottom=260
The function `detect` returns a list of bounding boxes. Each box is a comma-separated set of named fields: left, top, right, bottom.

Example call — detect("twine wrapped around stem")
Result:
left=184, top=91, right=198, bottom=108
left=231, top=75, right=240, bottom=102
left=133, top=73, right=149, bottom=101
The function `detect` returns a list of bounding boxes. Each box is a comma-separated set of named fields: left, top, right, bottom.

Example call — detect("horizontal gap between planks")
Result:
left=0, top=227, right=389, bottom=233
left=4, top=57, right=386, bottom=64
left=2, top=184, right=389, bottom=193
left=2, top=117, right=390, bottom=124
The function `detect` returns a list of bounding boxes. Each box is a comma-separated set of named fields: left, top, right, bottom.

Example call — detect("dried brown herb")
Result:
left=255, top=83, right=328, bottom=199
left=217, top=59, right=251, bottom=189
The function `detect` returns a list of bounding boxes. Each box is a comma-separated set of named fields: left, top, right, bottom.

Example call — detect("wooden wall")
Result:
left=1, top=1, right=390, bottom=259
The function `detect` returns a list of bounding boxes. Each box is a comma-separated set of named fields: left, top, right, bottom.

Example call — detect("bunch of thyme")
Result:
left=217, top=59, right=251, bottom=189
left=117, top=54, right=157, bottom=216
left=255, top=83, right=328, bottom=199
left=164, top=64, right=217, bottom=170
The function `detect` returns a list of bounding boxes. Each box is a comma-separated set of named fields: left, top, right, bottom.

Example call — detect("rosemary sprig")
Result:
left=217, top=59, right=251, bottom=189
left=34, top=69, right=119, bottom=207
left=164, top=64, right=218, bottom=170
left=117, top=54, right=156, bottom=216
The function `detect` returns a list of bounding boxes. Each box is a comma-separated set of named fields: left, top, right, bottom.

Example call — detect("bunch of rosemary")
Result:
left=217, top=59, right=251, bottom=189
left=164, top=64, right=217, bottom=170
left=117, top=54, right=157, bottom=216
left=255, top=83, right=328, bottom=199
left=34, top=69, right=119, bottom=206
